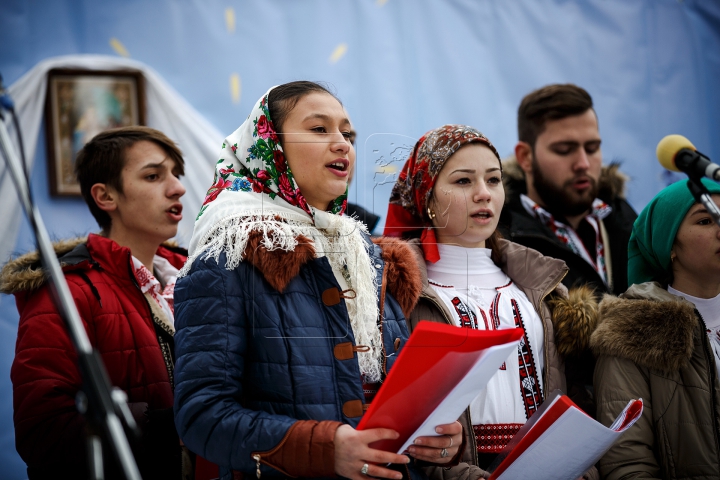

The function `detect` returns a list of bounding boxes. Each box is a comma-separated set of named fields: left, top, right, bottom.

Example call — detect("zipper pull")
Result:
left=252, top=454, right=261, bottom=479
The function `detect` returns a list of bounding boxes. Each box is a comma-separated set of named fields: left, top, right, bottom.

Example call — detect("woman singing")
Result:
left=173, top=82, right=462, bottom=480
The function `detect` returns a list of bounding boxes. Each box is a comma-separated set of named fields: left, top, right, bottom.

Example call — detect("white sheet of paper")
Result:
left=495, top=400, right=642, bottom=480
left=397, top=340, right=520, bottom=453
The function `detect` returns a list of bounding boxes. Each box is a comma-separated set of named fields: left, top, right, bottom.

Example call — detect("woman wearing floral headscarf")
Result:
left=385, top=125, right=599, bottom=479
left=172, top=82, right=462, bottom=480
left=592, top=178, right=720, bottom=479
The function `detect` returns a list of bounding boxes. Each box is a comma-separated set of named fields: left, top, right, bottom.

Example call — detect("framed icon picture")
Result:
left=44, top=69, right=146, bottom=196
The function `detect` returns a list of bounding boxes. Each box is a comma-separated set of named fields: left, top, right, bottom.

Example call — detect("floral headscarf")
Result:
left=197, top=89, right=347, bottom=220
left=183, top=87, right=384, bottom=383
left=384, top=124, right=501, bottom=262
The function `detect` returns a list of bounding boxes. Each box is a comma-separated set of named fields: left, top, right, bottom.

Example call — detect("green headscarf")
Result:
left=628, top=178, right=720, bottom=286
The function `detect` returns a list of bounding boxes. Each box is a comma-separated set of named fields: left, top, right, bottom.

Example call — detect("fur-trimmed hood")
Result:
left=242, top=231, right=422, bottom=318
left=548, top=284, right=598, bottom=357
left=590, top=282, right=699, bottom=372
left=501, top=155, right=630, bottom=203
left=1, top=237, right=87, bottom=294
left=1, top=235, right=185, bottom=295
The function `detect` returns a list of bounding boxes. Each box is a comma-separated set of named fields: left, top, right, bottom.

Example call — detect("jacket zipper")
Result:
left=250, top=423, right=297, bottom=478
left=696, top=310, right=720, bottom=466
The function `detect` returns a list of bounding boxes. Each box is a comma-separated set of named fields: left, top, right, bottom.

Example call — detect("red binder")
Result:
left=488, top=391, right=643, bottom=480
left=357, top=321, right=524, bottom=453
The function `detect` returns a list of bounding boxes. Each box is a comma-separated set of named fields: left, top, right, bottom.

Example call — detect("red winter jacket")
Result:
left=2, top=234, right=187, bottom=479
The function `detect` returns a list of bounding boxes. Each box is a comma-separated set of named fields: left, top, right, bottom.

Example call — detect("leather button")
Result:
left=394, top=338, right=401, bottom=352
left=343, top=399, right=365, bottom=418
left=322, top=288, right=341, bottom=306
left=334, top=342, right=354, bottom=360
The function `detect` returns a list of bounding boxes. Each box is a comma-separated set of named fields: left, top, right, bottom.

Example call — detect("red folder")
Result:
left=488, top=391, right=643, bottom=480
left=357, top=321, right=524, bottom=453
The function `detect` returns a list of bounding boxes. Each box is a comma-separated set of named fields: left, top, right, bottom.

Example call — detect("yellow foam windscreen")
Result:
left=656, top=134, right=696, bottom=172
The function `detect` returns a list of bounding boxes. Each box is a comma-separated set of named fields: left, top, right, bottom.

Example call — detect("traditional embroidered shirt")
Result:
left=521, top=194, right=612, bottom=286
left=132, top=255, right=178, bottom=326
left=427, top=244, right=545, bottom=453
left=668, top=286, right=720, bottom=375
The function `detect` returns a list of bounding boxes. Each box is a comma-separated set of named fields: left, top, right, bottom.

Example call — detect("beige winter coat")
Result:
left=406, top=238, right=599, bottom=480
left=592, top=282, right=720, bottom=479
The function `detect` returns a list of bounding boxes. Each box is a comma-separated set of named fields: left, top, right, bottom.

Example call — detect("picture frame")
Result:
left=44, top=69, right=146, bottom=196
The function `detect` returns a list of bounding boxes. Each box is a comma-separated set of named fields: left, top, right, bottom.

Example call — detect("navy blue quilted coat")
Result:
left=174, top=234, right=424, bottom=479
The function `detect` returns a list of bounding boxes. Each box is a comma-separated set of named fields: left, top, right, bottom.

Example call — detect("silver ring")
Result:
left=361, top=463, right=369, bottom=475
left=448, top=435, right=453, bottom=448
left=440, top=448, right=449, bottom=458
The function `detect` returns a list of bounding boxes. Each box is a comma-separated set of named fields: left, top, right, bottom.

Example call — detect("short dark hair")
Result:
left=75, top=126, right=185, bottom=232
left=518, top=84, right=595, bottom=148
left=267, top=81, right=340, bottom=137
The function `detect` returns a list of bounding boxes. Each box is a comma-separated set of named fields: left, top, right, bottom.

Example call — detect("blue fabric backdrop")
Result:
left=1, top=0, right=719, bottom=477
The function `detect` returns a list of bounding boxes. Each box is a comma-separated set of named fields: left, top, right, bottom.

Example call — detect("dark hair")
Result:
left=486, top=230, right=504, bottom=265
left=518, top=84, right=595, bottom=148
left=267, top=81, right=340, bottom=136
left=75, top=126, right=185, bottom=232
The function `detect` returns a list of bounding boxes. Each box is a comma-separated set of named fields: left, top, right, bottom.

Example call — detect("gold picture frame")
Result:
left=45, top=69, right=146, bottom=196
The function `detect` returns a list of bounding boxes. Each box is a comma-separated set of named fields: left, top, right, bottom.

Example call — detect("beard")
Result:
left=531, top=158, right=598, bottom=217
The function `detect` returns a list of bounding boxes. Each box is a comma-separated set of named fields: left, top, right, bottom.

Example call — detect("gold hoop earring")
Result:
left=427, top=207, right=436, bottom=220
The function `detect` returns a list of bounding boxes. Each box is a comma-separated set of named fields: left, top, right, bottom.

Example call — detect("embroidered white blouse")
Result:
left=426, top=244, right=546, bottom=429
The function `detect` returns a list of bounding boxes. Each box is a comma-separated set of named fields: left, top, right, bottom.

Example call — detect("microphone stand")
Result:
left=685, top=175, right=720, bottom=226
left=0, top=106, right=141, bottom=479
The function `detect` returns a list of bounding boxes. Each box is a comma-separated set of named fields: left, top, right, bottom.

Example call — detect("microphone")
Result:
left=656, top=134, right=720, bottom=181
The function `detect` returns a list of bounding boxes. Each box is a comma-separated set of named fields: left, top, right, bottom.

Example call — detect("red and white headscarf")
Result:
left=383, top=124, right=501, bottom=262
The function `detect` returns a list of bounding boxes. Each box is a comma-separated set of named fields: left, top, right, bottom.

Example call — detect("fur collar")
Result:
left=243, top=231, right=422, bottom=318
left=1, top=236, right=185, bottom=295
left=548, top=284, right=598, bottom=357
left=1, top=237, right=87, bottom=294
left=590, top=282, right=698, bottom=372
left=502, top=155, right=629, bottom=203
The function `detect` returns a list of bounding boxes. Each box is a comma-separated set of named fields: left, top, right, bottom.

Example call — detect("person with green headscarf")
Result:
left=590, top=178, right=720, bottom=479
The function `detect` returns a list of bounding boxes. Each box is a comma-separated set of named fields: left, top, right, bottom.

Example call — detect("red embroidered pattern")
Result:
left=513, top=299, right=542, bottom=419
left=451, top=297, right=478, bottom=329
left=473, top=423, right=523, bottom=453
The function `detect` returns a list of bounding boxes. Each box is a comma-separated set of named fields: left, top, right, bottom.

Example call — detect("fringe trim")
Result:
left=181, top=212, right=384, bottom=382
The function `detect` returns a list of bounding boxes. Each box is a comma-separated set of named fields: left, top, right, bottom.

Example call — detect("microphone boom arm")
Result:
left=686, top=178, right=720, bottom=228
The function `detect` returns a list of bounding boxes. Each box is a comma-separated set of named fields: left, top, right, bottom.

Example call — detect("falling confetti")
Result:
left=329, top=43, right=348, bottom=64
left=110, top=38, right=130, bottom=57
left=375, top=165, right=398, bottom=174
left=230, top=73, right=241, bottom=104
left=225, top=7, right=235, bottom=33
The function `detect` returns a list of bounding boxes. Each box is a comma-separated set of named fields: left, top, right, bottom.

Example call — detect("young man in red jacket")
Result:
left=1, top=126, right=188, bottom=479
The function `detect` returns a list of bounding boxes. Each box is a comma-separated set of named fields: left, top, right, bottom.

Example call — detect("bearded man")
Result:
left=498, top=85, right=638, bottom=418
left=499, top=84, right=637, bottom=296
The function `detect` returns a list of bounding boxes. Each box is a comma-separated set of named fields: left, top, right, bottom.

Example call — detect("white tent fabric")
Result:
left=0, top=54, right=223, bottom=263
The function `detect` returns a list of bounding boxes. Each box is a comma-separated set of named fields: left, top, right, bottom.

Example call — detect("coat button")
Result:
left=374, top=263, right=382, bottom=269
left=322, top=288, right=341, bottom=306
